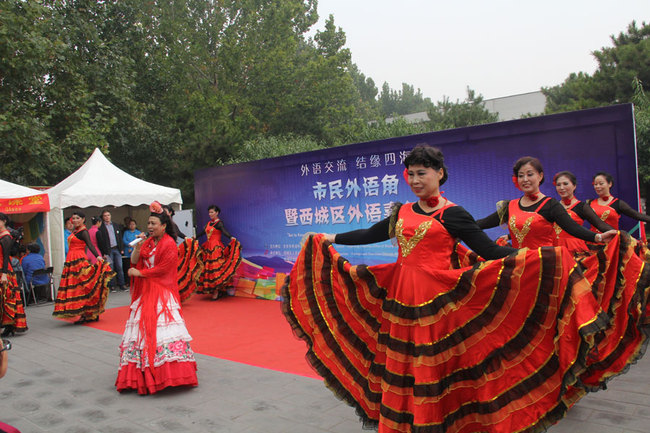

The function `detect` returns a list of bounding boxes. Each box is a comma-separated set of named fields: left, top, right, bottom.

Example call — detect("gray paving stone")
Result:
left=2, top=292, right=649, bottom=433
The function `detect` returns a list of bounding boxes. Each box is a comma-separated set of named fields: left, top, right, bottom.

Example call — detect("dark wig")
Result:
left=0, top=212, right=8, bottom=224
left=151, top=210, right=177, bottom=241
left=513, top=156, right=544, bottom=185
left=208, top=204, right=221, bottom=213
left=72, top=211, right=86, bottom=220
left=593, top=172, right=614, bottom=187
left=403, top=144, right=449, bottom=186
left=553, top=171, right=577, bottom=186
left=162, top=204, right=175, bottom=217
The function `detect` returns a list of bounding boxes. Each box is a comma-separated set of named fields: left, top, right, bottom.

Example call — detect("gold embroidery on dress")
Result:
left=509, top=215, right=533, bottom=246
left=396, top=218, right=433, bottom=257
left=552, top=222, right=562, bottom=239
left=600, top=210, right=610, bottom=222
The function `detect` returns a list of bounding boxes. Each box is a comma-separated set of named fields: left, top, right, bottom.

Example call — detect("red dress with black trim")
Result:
left=197, top=219, right=241, bottom=294
left=115, top=234, right=198, bottom=395
left=0, top=231, right=27, bottom=332
left=589, top=198, right=620, bottom=230
left=508, top=198, right=649, bottom=392
left=176, top=238, right=204, bottom=302
left=507, top=197, right=554, bottom=248
left=283, top=202, right=621, bottom=433
left=52, top=228, right=114, bottom=320
left=553, top=202, right=589, bottom=254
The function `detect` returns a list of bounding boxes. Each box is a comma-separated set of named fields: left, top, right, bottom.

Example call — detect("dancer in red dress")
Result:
left=115, top=202, right=198, bottom=395
left=477, top=158, right=616, bottom=249
left=52, top=211, right=113, bottom=324
left=283, top=146, right=641, bottom=433
left=589, top=172, right=650, bottom=231
left=0, top=213, right=27, bottom=337
left=196, top=205, right=241, bottom=300
left=478, top=158, right=649, bottom=392
left=162, top=205, right=204, bottom=303
left=553, top=171, right=614, bottom=254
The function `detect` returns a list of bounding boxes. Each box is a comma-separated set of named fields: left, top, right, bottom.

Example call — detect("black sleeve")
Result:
left=76, top=230, right=99, bottom=257
left=0, top=236, right=12, bottom=273
left=574, top=202, right=614, bottom=233
left=476, top=202, right=509, bottom=230
left=544, top=200, right=598, bottom=242
left=216, top=221, right=232, bottom=239
left=617, top=200, right=650, bottom=223
left=442, top=207, right=518, bottom=259
left=173, top=222, right=186, bottom=239
left=195, top=223, right=207, bottom=239
left=334, top=218, right=391, bottom=245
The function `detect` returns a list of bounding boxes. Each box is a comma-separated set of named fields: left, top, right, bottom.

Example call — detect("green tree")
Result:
left=426, top=87, right=498, bottom=131
left=379, top=82, right=433, bottom=117
left=633, top=78, right=650, bottom=197
left=543, top=20, right=650, bottom=113
left=0, top=0, right=64, bottom=184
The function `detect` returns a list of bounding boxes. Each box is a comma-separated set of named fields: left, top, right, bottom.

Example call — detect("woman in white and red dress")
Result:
left=283, top=146, right=649, bottom=433
left=552, top=171, right=614, bottom=254
left=115, top=202, right=198, bottom=395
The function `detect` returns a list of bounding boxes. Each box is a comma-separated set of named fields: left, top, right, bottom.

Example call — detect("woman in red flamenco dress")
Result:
left=115, top=203, right=198, bottom=395
left=478, top=157, right=649, bottom=395
left=552, top=171, right=614, bottom=255
left=196, top=205, right=241, bottom=300
left=589, top=171, right=650, bottom=231
left=0, top=212, right=27, bottom=337
left=283, top=145, right=628, bottom=433
left=52, top=211, right=113, bottom=324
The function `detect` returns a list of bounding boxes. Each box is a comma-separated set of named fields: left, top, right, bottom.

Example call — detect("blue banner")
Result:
left=195, top=104, right=639, bottom=268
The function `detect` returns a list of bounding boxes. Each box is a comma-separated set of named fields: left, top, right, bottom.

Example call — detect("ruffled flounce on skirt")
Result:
left=53, top=254, right=114, bottom=319
left=177, top=238, right=204, bottom=302
left=115, top=295, right=198, bottom=395
left=1, top=272, right=27, bottom=332
left=197, top=238, right=242, bottom=293
left=282, top=234, right=650, bottom=433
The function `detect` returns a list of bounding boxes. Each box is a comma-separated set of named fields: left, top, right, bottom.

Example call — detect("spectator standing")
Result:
left=122, top=219, right=141, bottom=288
left=63, top=217, right=73, bottom=256
left=86, top=217, right=103, bottom=264
left=98, top=210, right=126, bottom=292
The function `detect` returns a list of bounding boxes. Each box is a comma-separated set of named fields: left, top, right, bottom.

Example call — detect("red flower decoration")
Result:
left=150, top=201, right=163, bottom=214
left=403, top=168, right=409, bottom=183
left=512, top=175, right=522, bottom=191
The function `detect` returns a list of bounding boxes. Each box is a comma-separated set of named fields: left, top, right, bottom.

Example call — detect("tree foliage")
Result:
left=542, top=21, right=650, bottom=196
left=426, top=87, right=498, bottom=131
left=1, top=0, right=503, bottom=205
left=543, top=21, right=650, bottom=113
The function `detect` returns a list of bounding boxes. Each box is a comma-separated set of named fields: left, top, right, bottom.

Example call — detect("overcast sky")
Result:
left=312, top=0, right=650, bottom=102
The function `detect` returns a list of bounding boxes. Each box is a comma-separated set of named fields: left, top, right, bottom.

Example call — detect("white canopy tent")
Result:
left=0, top=179, right=45, bottom=198
left=46, top=148, right=183, bottom=279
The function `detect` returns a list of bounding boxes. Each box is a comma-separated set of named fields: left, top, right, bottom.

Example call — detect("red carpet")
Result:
left=84, top=295, right=320, bottom=379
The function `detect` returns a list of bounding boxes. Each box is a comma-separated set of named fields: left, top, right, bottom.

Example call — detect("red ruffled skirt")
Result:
left=52, top=251, right=114, bottom=320
left=282, top=234, right=649, bottom=433
left=1, top=272, right=27, bottom=332
left=177, top=238, right=204, bottom=302
left=197, top=238, right=242, bottom=293
left=115, top=291, right=198, bottom=395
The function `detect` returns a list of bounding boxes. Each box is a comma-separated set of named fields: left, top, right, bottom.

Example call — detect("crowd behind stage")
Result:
left=2, top=145, right=650, bottom=433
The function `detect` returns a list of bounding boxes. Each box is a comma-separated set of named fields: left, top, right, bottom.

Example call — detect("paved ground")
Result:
left=1, top=292, right=649, bottom=433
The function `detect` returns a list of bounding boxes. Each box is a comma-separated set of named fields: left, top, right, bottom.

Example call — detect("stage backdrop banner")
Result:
left=194, top=104, right=639, bottom=288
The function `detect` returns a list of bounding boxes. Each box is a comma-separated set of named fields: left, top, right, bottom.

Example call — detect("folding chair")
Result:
left=15, top=268, right=35, bottom=306
left=30, top=267, right=55, bottom=304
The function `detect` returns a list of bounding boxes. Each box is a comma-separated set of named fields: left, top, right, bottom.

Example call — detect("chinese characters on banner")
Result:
left=284, top=151, right=409, bottom=227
